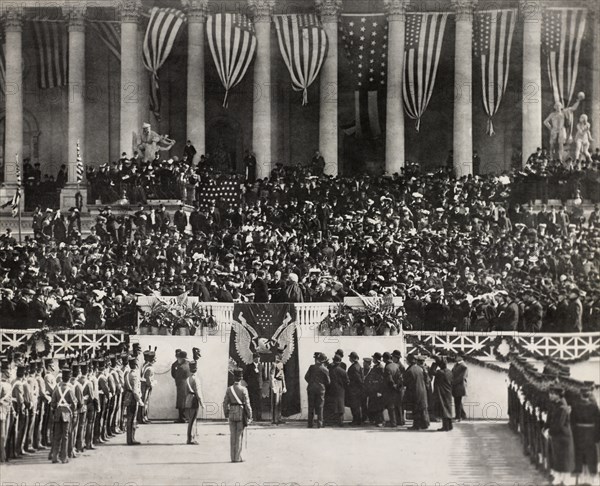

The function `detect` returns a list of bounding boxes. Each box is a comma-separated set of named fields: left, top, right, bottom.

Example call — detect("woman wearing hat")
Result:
left=223, top=369, right=252, bottom=463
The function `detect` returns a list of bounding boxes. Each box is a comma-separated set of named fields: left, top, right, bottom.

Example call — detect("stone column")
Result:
left=2, top=9, right=23, bottom=186
left=119, top=0, right=141, bottom=157
left=452, top=0, right=476, bottom=177
left=249, top=0, right=275, bottom=180
left=317, top=0, right=341, bottom=176
left=60, top=6, right=88, bottom=209
left=184, top=0, right=208, bottom=164
left=591, top=2, right=600, bottom=149
left=520, top=0, right=543, bottom=166
left=384, top=0, right=408, bottom=175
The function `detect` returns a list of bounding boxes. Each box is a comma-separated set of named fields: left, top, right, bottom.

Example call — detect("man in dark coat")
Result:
left=452, top=353, right=468, bottom=421
left=346, top=352, right=364, bottom=425
left=433, top=357, right=454, bottom=431
left=174, top=204, right=188, bottom=233
left=304, top=353, right=330, bottom=429
left=403, top=354, right=429, bottom=430
left=497, top=294, right=520, bottom=331
left=546, top=385, right=575, bottom=482
left=423, top=291, right=448, bottom=331
left=382, top=352, right=402, bottom=427
left=282, top=273, right=304, bottom=303
left=391, top=350, right=406, bottom=426
left=365, top=353, right=385, bottom=427
left=243, top=353, right=263, bottom=422
left=170, top=350, right=190, bottom=423
left=252, top=271, right=269, bottom=303
left=565, top=288, right=583, bottom=332
left=569, top=386, right=599, bottom=478
left=324, top=355, right=349, bottom=427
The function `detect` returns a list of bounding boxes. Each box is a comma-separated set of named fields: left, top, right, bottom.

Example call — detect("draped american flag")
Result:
left=12, top=154, right=21, bottom=218
left=31, top=20, right=68, bottom=89
left=89, top=20, right=121, bottom=61
left=197, top=180, right=241, bottom=211
left=473, top=9, right=516, bottom=136
left=143, top=8, right=186, bottom=121
left=207, top=13, right=257, bottom=108
left=542, top=8, right=586, bottom=107
left=340, top=14, right=388, bottom=140
left=273, top=14, right=328, bottom=106
left=403, top=12, right=448, bottom=132
left=356, top=292, right=394, bottom=315
left=76, top=140, right=84, bottom=184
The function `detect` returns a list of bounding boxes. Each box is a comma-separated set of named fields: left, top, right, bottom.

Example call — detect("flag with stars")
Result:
left=196, top=178, right=241, bottom=211
left=403, top=12, right=448, bottom=132
left=341, top=14, right=388, bottom=140
left=473, top=9, right=516, bottom=136
left=229, top=303, right=301, bottom=417
left=542, top=8, right=587, bottom=107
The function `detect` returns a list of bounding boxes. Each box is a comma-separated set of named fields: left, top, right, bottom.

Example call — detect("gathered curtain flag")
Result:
left=31, top=20, right=68, bottom=89
left=143, top=7, right=187, bottom=121
left=473, top=9, right=516, bottom=136
left=76, top=140, right=84, bottom=184
left=402, top=12, right=448, bottom=132
left=0, top=29, right=5, bottom=95
left=207, top=13, right=257, bottom=108
left=340, top=14, right=388, bottom=140
left=273, top=14, right=328, bottom=106
left=89, top=20, right=121, bottom=61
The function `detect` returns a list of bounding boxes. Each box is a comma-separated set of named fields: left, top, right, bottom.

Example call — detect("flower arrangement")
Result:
left=139, top=294, right=218, bottom=335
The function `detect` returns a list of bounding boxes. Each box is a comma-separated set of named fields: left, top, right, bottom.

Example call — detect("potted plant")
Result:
left=141, top=301, right=168, bottom=335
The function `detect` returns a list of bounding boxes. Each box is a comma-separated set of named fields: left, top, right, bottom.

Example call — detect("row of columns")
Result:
left=2, top=0, right=600, bottom=199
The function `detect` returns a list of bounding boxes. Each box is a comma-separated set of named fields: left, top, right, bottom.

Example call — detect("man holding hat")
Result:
left=346, top=352, right=364, bottom=426
left=304, top=353, right=330, bottom=428
left=50, top=366, right=77, bottom=463
left=223, top=369, right=252, bottom=463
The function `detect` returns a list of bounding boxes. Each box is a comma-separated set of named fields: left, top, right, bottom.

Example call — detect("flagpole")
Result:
left=17, top=199, right=22, bottom=244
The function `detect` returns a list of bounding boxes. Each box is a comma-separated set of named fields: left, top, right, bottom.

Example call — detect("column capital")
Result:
left=383, top=0, right=410, bottom=21
left=452, top=0, right=477, bottom=22
left=315, top=0, right=342, bottom=22
left=519, top=0, right=544, bottom=23
left=248, top=0, right=275, bottom=23
left=586, top=0, right=600, bottom=19
left=182, top=0, right=209, bottom=23
left=118, top=0, right=142, bottom=23
left=63, top=6, right=87, bottom=32
left=3, top=8, right=23, bottom=32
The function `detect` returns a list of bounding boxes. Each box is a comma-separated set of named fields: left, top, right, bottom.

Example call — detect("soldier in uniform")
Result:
left=84, top=360, right=97, bottom=450
left=0, top=358, right=12, bottom=462
left=68, top=363, right=82, bottom=459
left=570, top=385, right=600, bottom=483
left=346, top=352, right=364, bottom=426
left=123, top=355, right=143, bottom=445
left=140, top=347, right=157, bottom=424
left=24, top=361, right=38, bottom=453
left=41, top=357, right=56, bottom=448
left=50, top=366, right=76, bottom=464
left=76, top=361, right=92, bottom=453
left=171, top=350, right=190, bottom=423
left=270, top=352, right=286, bottom=425
left=12, top=364, right=28, bottom=456
left=545, top=384, right=575, bottom=484
left=34, top=360, right=49, bottom=450
left=95, top=359, right=111, bottom=444
left=223, top=369, right=252, bottom=463
left=305, top=352, right=330, bottom=429
left=184, top=360, right=204, bottom=445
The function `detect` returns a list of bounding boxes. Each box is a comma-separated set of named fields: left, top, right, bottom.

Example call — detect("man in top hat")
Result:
left=0, top=358, right=12, bottom=462
left=50, top=366, right=76, bottom=463
left=305, top=353, right=330, bottom=428
left=403, top=355, right=429, bottom=430
left=184, top=360, right=204, bottom=445
left=123, top=355, right=143, bottom=445
left=171, top=350, right=190, bottom=423
left=140, top=347, right=157, bottom=424
left=223, top=369, right=252, bottom=463
left=452, top=352, right=468, bottom=421
left=346, top=352, right=364, bottom=426
left=243, top=352, right=264, bottom=422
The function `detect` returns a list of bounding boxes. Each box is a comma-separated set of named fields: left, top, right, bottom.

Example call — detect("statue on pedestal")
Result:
left=574, top=114, right=594, bottom=163
left=543, top=92, right=584, bottom=162
left=136, top=123, right=176, bottom=162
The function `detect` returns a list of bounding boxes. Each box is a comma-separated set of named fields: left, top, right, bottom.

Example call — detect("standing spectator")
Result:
left=183, top=140, right=197, bottom=163
left=545, top=385, right=575, bottom=485
left=243, top=353, right=263, bottom=422
left=269, top=352, right=286, bottom=425
left=433, top=357, right=454, bottom=432
left=346, top=351, right=364, bottom=426
left=451, top=353, right=468, bottom=422
left=305, top=352, right=330, bottom=429
left=566, top=287, right=583, bottom=332
left=324, top=354, right=348, bottom=427
left=183, top=360, right=203, bottom=445
left=244, top=150, right=257, bottom=183
left=403, top=354, right=429, bottom=430
left=170, top=350, right=190, bottom=424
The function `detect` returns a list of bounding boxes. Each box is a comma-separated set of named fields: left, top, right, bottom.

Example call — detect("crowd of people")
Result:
left=508, top=356, right=600, bottom=485
left=1, top=158, right=600, bottom=332
left=0, top=343, right=157, bottom=464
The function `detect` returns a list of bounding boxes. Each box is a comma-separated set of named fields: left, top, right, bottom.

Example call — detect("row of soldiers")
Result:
left=0, top=345, right=157, bottom=464
left=508, top=355, right=600, bottom=485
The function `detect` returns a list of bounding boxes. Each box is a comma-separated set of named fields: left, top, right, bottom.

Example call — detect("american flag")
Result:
left=357, top=293, right=394, bottom=315
left=31, top=20, right=68, bottom=89
left=341, top=14, right=388, bottom=139
left=76, top=140, right=84, bottom=184
left=143, top=8, right=187, bottom=121
left=197, top=179, right=241, bottom=211
left=89, top=20, right=121, bottom=61
left=542, top=8, right=587, bottom=107
left=12, top=153, right=21, bottom=218
left=403, top=13, right=448, bottom=132
left=274, top=14, right=329, bottom=106
left=473, top=9, right=516, bottom=136
left=207, top=13, right=257, bottom=108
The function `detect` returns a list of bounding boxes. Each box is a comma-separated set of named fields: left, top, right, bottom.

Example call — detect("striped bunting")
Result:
left=143, top=7, right=186, bottom=121
left=207, top=13, right=257, bottom=108
left=89, top=20, right=121, bottom=61
left=76, top=140, right=84, bottom=184
left=273, top=14, right=328, bottom=105
left=12, top=154, right=21, bottom=217
left=31, top=20, right=68, bottom=89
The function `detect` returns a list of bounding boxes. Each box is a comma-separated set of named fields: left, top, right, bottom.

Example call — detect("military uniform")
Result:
left=140, top=350, right=156, bottom=424
left=50, top=369, right=76, bottom=463
left=123, top=356, right=143, bottom=445
left=223, top=372, right=252, bottom=463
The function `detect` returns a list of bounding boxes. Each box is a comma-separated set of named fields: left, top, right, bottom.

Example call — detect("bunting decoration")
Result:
left=89, top=20, right=121, bottom=61
left=274, top=14, right=328, bottom=105
left=473, top=9, right=516, bottom=136
left=207, top=13, right=257, bottom=108
left=31, top=20, right=68, bottom=89
left=403, top=12, right=448, bottom=132
left=76, top=140, right=84, bottom=184
left=12, top=154, right=21, bottom=218
left=143, top=7, right=187, bottom=121
left=340, top=14, right=388, bottom=140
